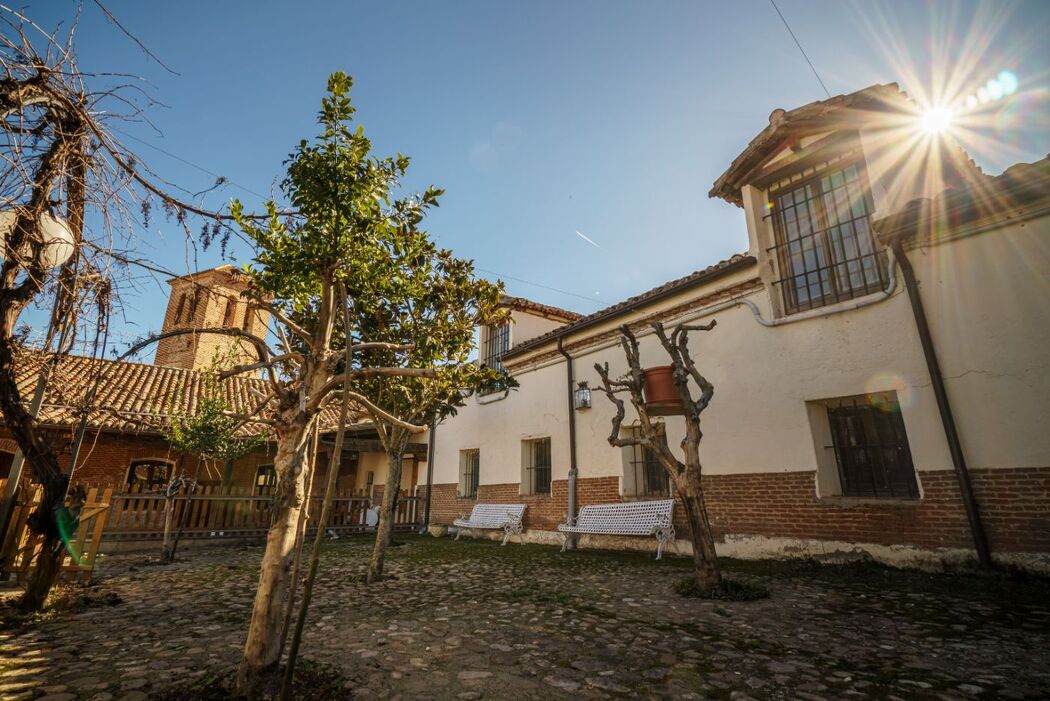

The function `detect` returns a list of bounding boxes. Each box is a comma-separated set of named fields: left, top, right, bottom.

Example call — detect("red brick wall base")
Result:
left=426, top=467, right=1050, bottom=555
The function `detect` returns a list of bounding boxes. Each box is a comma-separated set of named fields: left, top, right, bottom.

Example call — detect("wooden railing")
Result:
left=0, top=479, right=112, bottom=583
left=100, top=483, right=422, bottom=541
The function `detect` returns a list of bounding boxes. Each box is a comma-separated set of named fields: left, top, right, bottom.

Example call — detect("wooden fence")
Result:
left=0, top=477, right=423, bottom=581
left=0, top=479, right=112, bottom=583
left=101, top=483, right=422, bottom=541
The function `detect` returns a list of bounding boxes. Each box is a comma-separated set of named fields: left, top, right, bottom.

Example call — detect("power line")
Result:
left=110, top=126, right=271, bottom=201
left=475, top=267, right=602, bottom=307
left=769, top=0, right=831, bottom=98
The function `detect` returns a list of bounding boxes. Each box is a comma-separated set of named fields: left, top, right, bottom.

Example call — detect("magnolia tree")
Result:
left=594, top=320, right=724, bottom=593
left=350, top=237, right=507, bottom=584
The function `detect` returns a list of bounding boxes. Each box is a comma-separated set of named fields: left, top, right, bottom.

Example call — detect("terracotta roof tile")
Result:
left=502, top=254, right=756, bottom=360
left=875, top=154, right=1050, bottom=246
left=12, top=351, right=356, bottom=437
left=499, top=295, right=582, bottom=322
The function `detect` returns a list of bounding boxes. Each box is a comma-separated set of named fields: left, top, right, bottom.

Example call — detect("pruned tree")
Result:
left=594, top=320, right=723, bottom=593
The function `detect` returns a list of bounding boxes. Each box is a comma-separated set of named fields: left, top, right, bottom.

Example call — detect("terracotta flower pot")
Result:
left=642, top=365, right=684, bottom=416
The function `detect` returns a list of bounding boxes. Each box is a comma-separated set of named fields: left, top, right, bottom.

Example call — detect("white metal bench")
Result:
left=558, top=499, right=677, bottom=559
left=453, top=503, right=527, bottom=545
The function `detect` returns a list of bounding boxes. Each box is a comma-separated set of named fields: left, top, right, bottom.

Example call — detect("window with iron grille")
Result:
left=622, top=426, right=670, bottom=497
left=827, top=395, right=918, bottom=499
left=479, top=322, right=510, bottom=394
left=459, top=449, right=480, bottom=498
left=254, top=464, right=276, bottom=495
left=126, top=459, right=173, bottom=489
left=767, top=161, right=889, bottom=314
left=522, top=437, right=552, bottom=495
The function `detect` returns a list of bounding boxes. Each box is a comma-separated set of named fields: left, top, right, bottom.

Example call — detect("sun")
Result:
left=920, top=105, right=954, bottom=135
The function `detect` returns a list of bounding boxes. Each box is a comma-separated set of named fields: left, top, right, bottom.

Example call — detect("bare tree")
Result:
left=594, top=320, right=723, bottom=592
left=0, top=7, right=254, bottom=612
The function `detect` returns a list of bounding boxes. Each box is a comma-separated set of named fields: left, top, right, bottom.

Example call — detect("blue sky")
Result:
left=18, top=1, right=1050, bottom=350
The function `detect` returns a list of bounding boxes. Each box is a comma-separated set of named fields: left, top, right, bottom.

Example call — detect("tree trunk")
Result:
left=160, top=494, right=176, bottom=562
left=0, top=319, right=71, bottom=612
left=235, top=420, right=311, bottom=699
left=366, top=450, right=403, bottom=584
left=170, top=458, right=203, bottom=562
left=676, top=471, right=722, bottom=592
left=19, top=530, right=63, bottom=612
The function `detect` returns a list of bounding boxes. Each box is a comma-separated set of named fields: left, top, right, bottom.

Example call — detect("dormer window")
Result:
left=767, top=160, right=889, bottom=314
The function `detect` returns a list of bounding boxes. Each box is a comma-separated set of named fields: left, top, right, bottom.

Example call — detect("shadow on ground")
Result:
left=1, top=535, right=1048, bottom=699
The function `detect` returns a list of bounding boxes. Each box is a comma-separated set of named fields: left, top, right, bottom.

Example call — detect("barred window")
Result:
left=459, top=449, right=480, bottom=498
left=827, top=395, right=918, bottom=499
left=479, top=322, right=510, bottom=394
left=126, top=459, right=173, bottom=489
left=622, top=427, right=670, bottom=498
left=767, top=161, right=888, bottom=314
left=254, top=464, right=276, bottom=495
left=522, top=437, right=552, bottom=495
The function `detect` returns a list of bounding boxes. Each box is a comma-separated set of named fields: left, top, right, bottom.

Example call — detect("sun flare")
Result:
left=921, top=106, right=954, bottom=135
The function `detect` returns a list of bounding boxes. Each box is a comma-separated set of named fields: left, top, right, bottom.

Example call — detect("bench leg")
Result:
left=560, top=533, right=570, bottom=553
left=455, top=527, right=463, bottom=541
left=654, top=525, right=675, bottom=561
left=501, top=525, right=512, bottom=546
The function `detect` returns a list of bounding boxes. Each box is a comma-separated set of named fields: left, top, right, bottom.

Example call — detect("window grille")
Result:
left=827, top=395, right=918, bottom=499
left=524, top=437, right=552, bottom=495
left=126, top=459, right=172, bottom=489
left=479, top=322, right=510, bottom=394
left=254, top=464, right=276, bottom=495
left=766, top=161, right=888, bottom=314
left=626, top=435, right=670, bottom=498
left=460, top=449, right=480, bottom=498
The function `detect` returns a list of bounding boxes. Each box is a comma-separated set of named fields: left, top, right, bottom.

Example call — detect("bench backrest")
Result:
left=574, top=499, right=674, bottom=535
left=467, top=503, right=526, bottom=527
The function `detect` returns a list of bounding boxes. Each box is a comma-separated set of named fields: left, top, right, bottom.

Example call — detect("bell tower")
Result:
left=153, top=266, right=269, bottom=371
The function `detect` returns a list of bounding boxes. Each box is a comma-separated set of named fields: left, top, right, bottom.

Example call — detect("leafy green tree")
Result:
left=160, top=355, right=263, bottom=562
left=219, top=72, right=440, bottom=698
left=350, top=237, right=508, bottom=584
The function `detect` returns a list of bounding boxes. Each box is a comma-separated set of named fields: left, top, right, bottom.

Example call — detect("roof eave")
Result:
left=502, top=255, right=757, bottom=361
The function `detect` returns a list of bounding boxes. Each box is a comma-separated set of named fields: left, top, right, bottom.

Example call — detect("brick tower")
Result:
left=153, top=266, right=270, bottom=371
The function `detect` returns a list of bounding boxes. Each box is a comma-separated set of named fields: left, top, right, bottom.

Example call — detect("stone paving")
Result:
left=0, top=534, right=1048, bottom=700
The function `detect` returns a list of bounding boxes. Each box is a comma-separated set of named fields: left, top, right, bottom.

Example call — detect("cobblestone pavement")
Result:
left=1, top=535, right=1048, bottom=700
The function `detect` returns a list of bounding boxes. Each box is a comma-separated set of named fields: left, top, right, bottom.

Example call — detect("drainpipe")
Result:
left=891, top=238, right=993, bottom=568
left=421, top=421, right=436, bottom=533
left=557, top=337, right=578, bottom=549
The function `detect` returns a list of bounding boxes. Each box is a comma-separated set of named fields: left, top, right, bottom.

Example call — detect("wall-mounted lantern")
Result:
left=574, top=381, right=591, bottom=411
